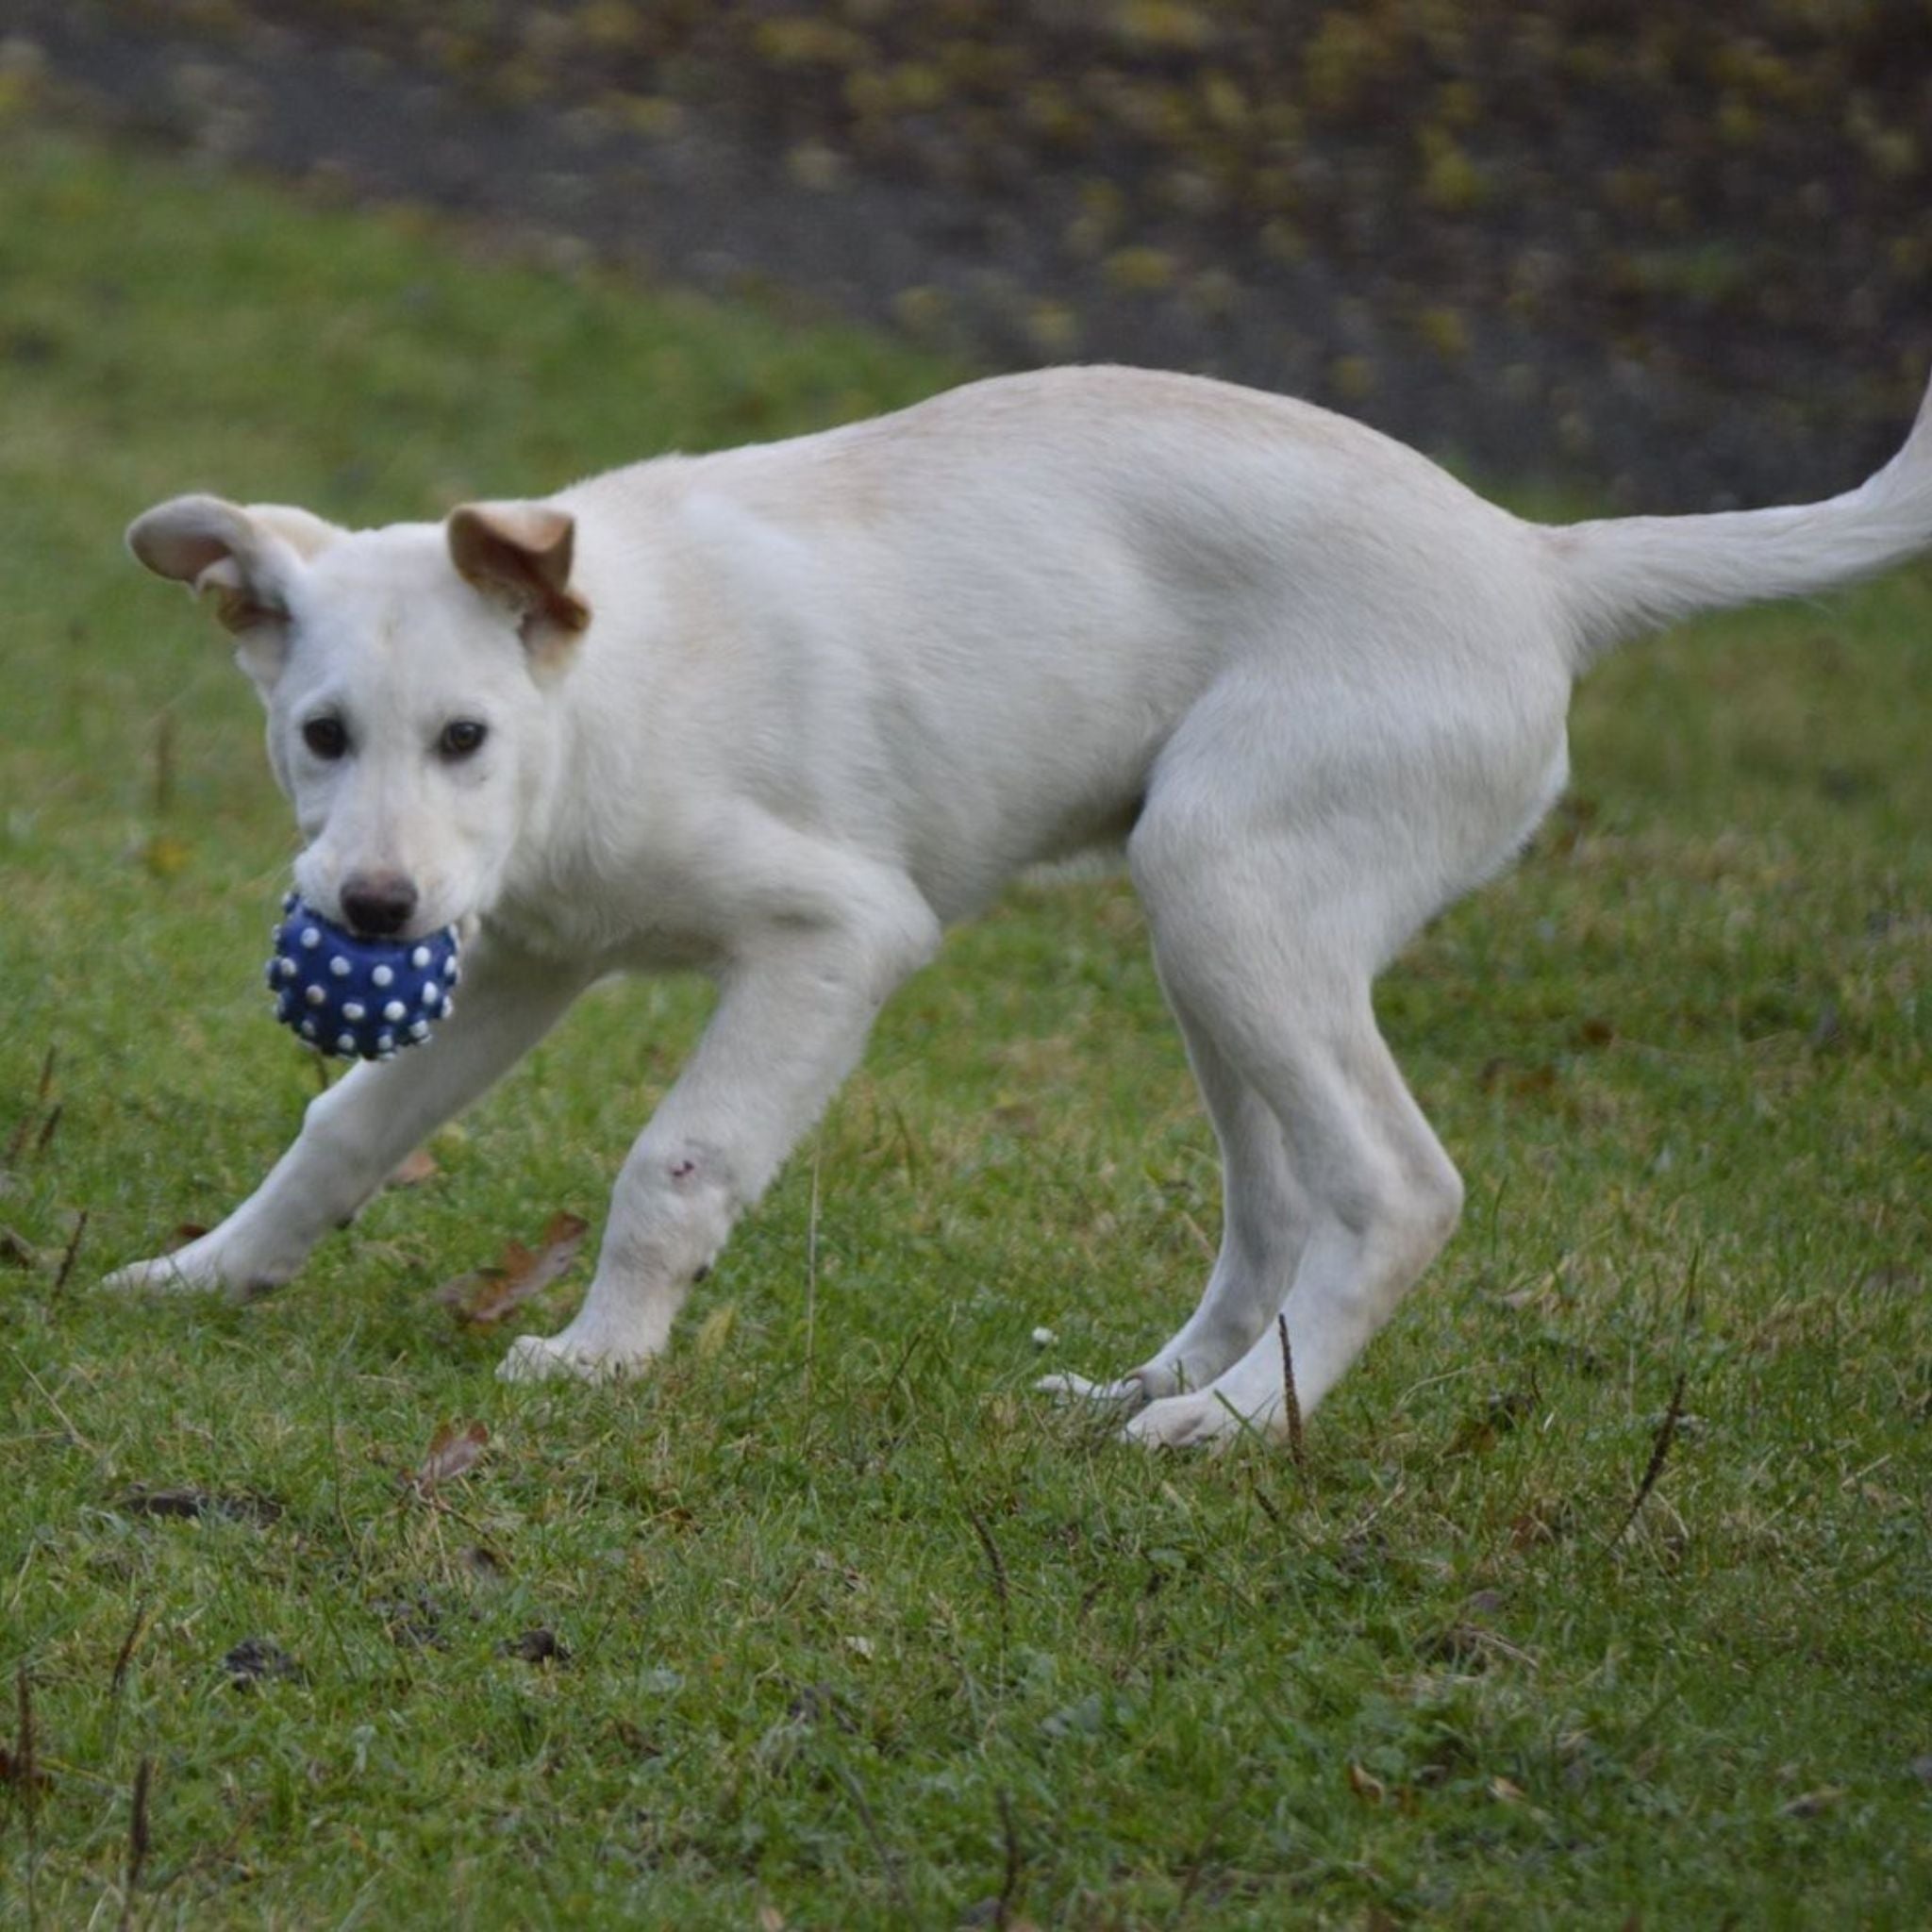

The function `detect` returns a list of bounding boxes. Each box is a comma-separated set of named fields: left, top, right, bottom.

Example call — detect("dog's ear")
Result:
left=127, top=496, right=338, bottom=682
left=446, top=502, right=591, bottom=671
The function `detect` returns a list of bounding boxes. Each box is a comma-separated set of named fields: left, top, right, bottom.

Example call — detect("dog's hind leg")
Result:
left=1111, top=741, right=1471, bottom=1448
left=1123, top=884, right=1463, bottom=1446
left=1040, top=985, right=1311, bottom=1410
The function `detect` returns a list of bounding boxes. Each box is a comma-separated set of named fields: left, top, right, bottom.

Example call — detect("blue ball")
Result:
left=264, top=892, right=460, bottom=1060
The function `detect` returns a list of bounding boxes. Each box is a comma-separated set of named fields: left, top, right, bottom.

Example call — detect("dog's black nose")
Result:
left=340, top=874, right=420, bottom=938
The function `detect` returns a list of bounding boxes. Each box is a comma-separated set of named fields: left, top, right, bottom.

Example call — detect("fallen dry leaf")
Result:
left=500, top=1625, right=569, bottom=1665
left=1346, top=1762, right=1386, bottom=1805
left=222, top=1636, right=301, bottom=1690
left=1779, top=1785, right=1848, bottom=1819
left=410, top=1420, right=489, bottom=1493
left=435, top=1211, right=588, bottom=1324
left=115, top=1486, right=283, bottom=1525
left=463, top=1544, right=508, bottom=1582
left=388, top=1147, right=441, bottom=1189
left=693, top=1301, right=737, bottom=1358
left=140, top=832, right=192, bottom=879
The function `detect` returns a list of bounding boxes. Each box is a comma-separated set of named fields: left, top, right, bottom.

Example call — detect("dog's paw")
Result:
left=100, top=1255, right=194, bottom=1295
left=100, top=1234, right=281, bottom=1301
left=1123, top=1388, right=1279, bottom=1451
left=1036, top=1369, right=1154, bottom=1411
left=495, top=1330, right=654, bottom=1385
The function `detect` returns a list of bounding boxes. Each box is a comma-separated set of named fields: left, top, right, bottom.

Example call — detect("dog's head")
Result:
left=127, top=495, right=590, bottom=939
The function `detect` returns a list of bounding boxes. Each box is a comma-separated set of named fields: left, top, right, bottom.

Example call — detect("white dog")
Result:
left=113, top=367, right=1932, bottom=1444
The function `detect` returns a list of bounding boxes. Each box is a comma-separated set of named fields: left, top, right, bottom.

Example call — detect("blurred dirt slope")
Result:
left=13, top=0, right=1931, bottom=507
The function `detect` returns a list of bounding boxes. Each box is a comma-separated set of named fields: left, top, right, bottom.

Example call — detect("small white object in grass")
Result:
left=1031, top=1325, right=1058, bottom=1348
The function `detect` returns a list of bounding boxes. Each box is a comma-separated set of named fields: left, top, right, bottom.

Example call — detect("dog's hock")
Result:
left=446, top=501, right=591, bottom=670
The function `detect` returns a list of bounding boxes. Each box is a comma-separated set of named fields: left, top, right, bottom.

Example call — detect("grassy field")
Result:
left=2, top=119, right=1928, bottom=1929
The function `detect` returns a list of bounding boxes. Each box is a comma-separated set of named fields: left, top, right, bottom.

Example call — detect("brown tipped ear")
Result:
left=126, top=494, right=333, bottom=636
left=446, top=503, right=591, bottom=659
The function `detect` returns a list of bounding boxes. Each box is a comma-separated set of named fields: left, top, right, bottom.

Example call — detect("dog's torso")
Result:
left=505, top=367, right=1575, bottom=972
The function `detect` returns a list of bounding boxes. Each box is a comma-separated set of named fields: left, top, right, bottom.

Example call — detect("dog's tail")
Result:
left=1549, top=371, right=1932, bottom=670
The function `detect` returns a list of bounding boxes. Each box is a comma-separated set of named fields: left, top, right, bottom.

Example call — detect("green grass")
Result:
left=3, top=119, right=1929, bottom=1929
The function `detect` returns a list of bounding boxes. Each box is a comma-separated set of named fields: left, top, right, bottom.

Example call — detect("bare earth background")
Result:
left=10, top=0, right=1932, bottom=508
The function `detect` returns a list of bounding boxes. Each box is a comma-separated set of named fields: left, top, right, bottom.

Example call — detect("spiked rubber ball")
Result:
left=265, top=892, right=459, bottom=1060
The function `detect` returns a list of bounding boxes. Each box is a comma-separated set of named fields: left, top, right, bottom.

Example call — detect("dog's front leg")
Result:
left=105, top=938, right=584, bottom=1299
left=498, top=887, right=939, bottom=1384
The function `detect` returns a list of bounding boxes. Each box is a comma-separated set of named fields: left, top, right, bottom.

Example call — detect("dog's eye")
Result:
left=302, top=717, right=348, bottom=760
left=438, top=720, right=489, bottom=760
